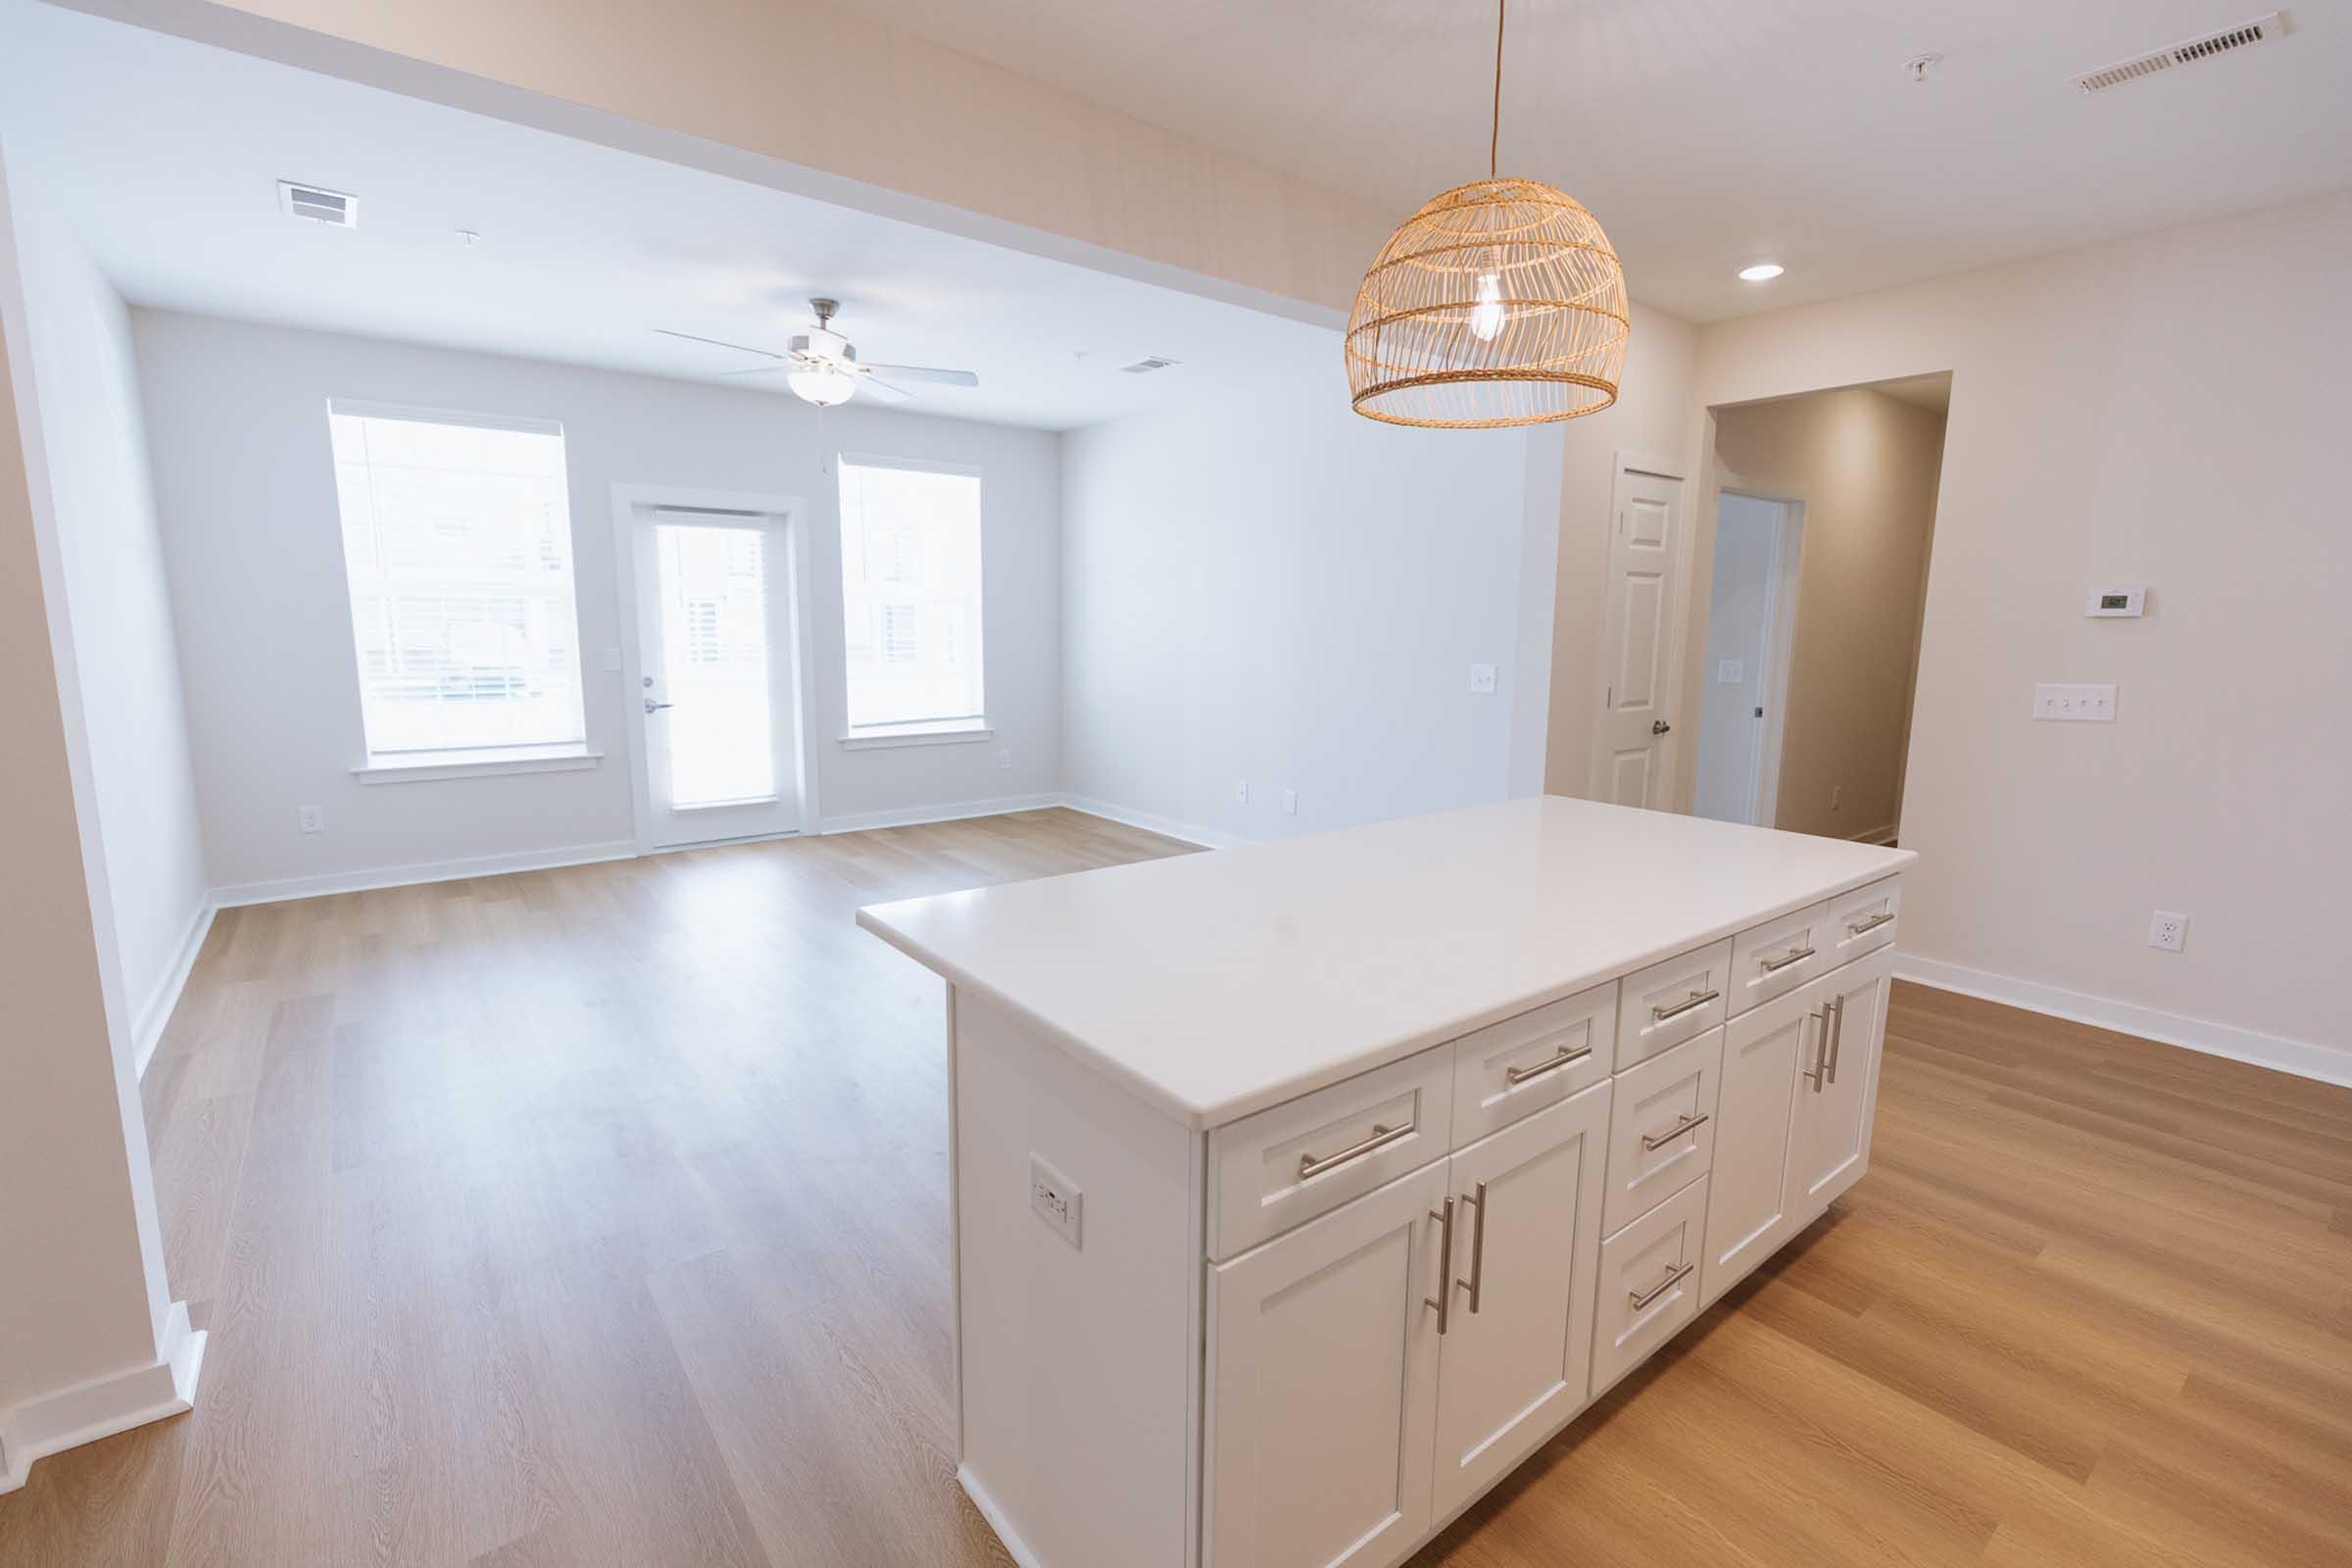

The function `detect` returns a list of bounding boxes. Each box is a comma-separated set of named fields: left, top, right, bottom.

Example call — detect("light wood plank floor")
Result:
left=3, top=808, right=2347, bottom=1566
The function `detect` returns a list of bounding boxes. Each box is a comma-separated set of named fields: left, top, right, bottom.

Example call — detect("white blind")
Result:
left=839, top=460, right=985, bottom=730
left=329, top=404, right=587, bottom=759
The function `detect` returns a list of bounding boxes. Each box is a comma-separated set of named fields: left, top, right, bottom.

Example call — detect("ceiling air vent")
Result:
left=277, top=180, right=359, bottom=227
left=2074, top=12, right=2287, bottom=94
left=1120, top=356, right=1180, bottom=374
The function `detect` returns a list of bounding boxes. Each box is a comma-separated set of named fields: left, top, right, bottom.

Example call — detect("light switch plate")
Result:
left=1029, top=1154, right=1082, bottom=1250
left=1716, top=659, right=1744, bottom=684
left=1468, top=662, right=1496, bottom=695
left=2033, top=683, right=2117, bottom=721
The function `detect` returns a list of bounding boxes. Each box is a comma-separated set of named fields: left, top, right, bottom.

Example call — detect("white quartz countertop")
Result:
left=858, top=797, right=1914, bottom=1130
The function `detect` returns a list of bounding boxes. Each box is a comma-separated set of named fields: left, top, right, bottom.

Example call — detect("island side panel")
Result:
left=954, top=987, right=1204, bottom=1568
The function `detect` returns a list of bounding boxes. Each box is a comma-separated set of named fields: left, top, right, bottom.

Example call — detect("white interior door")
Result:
left=1592, top=466, right=1687, bottom=808
left=1692, top=494, right=1783, bottom=824
left=631, top=507, right=804, bottom=848
left=1430, top=1080, right=1610, bottom=1519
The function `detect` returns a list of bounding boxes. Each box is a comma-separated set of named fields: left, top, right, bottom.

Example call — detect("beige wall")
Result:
left=1697, top=387, right=1946, bottom=841
left=0, top=153, right=173, bottom=1442
left=1689, top=189, right=2352, bottom=1077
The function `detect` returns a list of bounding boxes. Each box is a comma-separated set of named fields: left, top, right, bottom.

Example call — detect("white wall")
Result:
left=3, top=158, right=209, bottom=1058
left=130, top=312, right=1063, bottom=894
left=1059, top=358, right=1542, bottom=843
left=1691, top=188, right=2352, bottom=1081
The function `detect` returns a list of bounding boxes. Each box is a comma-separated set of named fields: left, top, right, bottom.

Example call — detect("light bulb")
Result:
left=1469, top=270, right=1505, bottom=342
left=788, top=365, right=857, bottom=407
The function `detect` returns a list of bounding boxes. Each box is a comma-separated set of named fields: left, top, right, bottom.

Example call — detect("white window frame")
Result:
left=327, top=398, right=599, bottom=781
left=834, top=453, right=991, bottom=749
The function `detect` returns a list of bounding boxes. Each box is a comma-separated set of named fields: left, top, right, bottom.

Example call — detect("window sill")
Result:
left=352, top=747, right=604, bottom=784
left=838, top=723, right=995, bottom=752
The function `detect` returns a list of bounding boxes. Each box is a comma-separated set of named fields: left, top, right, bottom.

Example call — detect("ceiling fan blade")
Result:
left=859, top=363, right=979, bottom=388
left=855, top=376, right=914, bottom=404
left=717, top=365, right=795, bottom=377
left=655, top=327, right=786, bottom=360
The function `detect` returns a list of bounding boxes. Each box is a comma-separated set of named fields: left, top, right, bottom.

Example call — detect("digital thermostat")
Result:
left=2084, top=586, right=2146, bottom=618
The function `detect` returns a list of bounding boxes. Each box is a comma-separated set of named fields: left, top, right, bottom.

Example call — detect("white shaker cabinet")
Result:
left=858, top=800, right=1912, bottom=1568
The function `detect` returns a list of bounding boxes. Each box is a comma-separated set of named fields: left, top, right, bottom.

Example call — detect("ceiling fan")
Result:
left=657, top=298, right=980, bottom=407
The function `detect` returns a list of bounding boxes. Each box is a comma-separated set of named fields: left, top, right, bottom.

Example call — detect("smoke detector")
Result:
left=2074, top=13, right=2287, bottom=95
left=277, top=180, right=359, bottom=227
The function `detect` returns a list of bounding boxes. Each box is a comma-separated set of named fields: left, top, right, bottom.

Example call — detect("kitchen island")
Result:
left=858, top=796, right=1914, bottom=1568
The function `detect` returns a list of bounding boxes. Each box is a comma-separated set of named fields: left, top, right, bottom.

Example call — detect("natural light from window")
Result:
left=839, top=459, right=984, bottom=734
left=329, top=403, right=587, bottom=763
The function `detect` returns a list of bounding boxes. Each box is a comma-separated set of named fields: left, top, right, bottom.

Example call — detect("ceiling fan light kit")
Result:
left=658, top=298, right=980, bottom=409
left=1347, top=0, right=1628, bottom=429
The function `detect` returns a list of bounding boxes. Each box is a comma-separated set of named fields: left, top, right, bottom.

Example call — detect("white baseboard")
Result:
left=0, top=1300, right=205, bottom=1494
left=817, top=792, right=1063, bottom=836
left=957, top=1463, right=1049, bottom=1568
left=131, top=897, right=217, bottom=1079
left=210, top=839, right=640, bottom=907
left=1895, top=953, right=2352, bottom=1089
left=1057, top=794, right=1255, bottom=852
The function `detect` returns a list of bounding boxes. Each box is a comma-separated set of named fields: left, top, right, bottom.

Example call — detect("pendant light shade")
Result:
left=1346, top=177, right=1629, bottom=429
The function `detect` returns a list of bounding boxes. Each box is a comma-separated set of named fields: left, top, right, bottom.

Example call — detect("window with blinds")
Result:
left=838, top=459, right=984, bottom=732
left=328, top=402, right=587, bottom=761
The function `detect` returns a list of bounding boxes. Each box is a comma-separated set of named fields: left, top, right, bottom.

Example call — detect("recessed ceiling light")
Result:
left=1739, top=263, right=1785, bottom=282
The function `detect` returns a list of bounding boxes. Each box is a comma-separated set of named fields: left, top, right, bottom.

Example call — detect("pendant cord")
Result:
left=1490, top=0, right=1505, bottom=177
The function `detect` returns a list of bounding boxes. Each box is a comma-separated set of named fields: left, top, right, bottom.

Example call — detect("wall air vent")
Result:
left=1120, top=356, right=1180, bottom=374
left=277, top=180, right=359, bottom=226
left=2074, top=12, right=2287, bottom=94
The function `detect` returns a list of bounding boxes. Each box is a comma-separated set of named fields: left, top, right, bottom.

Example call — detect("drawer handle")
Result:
left=1504, top=1043, right=1592, bottom=1085
left=1650, top=988, right=1721, bottom=1022
left=1641, top=1111, right=1710, bottom=1152
left=1298, top=1119, right=1415, bottom=1180
left=1629, top=1260, right=1694, bottom=1311
left=1847, top=910, right=1895, bottom=936
left=1426, top=1197, right=1456, bottom=1336
left=1759, top=945, right=1816, bottom=974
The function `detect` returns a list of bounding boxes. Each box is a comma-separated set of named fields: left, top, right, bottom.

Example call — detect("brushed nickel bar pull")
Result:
left=1641, top=1111, right=1710, bottom=1151
left=1802, top=1007, right=1829, bottom=1092
left=1458, top=1181, right=1488, bottom=1314
left=1426, top=1198, right=1456, bottom=1335
left=1298, top=1120, right=1414, bottom=1180
left=1759, top=945, right=1816, bottom=973
left=1826, top=995, right=1847, bottom=1085
left=1651, top=989, right=1721, bottom=1022
left=1630, top=1260, right=1694, bottom=1310
left=1505, top=1044, right=1592, bottom=1085
left=1847, top=910, right=1895, bottom=936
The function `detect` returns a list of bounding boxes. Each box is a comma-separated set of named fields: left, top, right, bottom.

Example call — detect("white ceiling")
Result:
left=0, top=0, right=1338, bottom=431
left=822, top=0, right=2352, bottom=322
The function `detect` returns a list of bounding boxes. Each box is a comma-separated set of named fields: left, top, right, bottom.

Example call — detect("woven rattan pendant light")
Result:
left=1346, top=0, right=1629, bottom=428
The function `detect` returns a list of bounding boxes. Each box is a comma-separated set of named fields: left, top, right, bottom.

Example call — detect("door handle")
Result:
left=1426, top=1197, right=1456, bottom=1336
left=1825, top=995, right=1847, bottom=1085
left=644, top=699, right=675, bottom=714
left=1651, top=719, right=1673, bottom=736
left=1802, top=1006, right=1829, bottom=1092
left=1457, top=1181, right=1488, bottom=1315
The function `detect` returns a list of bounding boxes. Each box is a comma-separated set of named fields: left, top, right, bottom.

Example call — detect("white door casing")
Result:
left=1430, top=1079, right=1611, bottom=1519
left=1592, top=463, right=1688, bottom=808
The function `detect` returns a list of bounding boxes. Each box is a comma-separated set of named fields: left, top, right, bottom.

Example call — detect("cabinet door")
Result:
left=1207, top=1159, right=1449, bottom=1568
left=1430, top=1080, right=1611, bottom=1519
left=1788, top=945, right=1894, bottom=1220
left=1698, top=977, right=1820, bottom=1308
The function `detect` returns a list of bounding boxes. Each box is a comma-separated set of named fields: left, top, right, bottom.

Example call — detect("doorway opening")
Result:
left=1690, top=372, right=1948, bottom=843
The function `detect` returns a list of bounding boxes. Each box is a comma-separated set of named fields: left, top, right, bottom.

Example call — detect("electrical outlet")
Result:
left=1236, top=780, right=1249, bottom=805
left=2148, top=910, right=2188, bottom=953
left=1282, top=788, right=1298, bottom=815
left=1468, top=662, right=1496, bottom=695
left=298, top=805, right=324, bottom=834
left=1029, top=1154, right=1082, bottom=1250
left=997, top=748, right=1013, bottom=770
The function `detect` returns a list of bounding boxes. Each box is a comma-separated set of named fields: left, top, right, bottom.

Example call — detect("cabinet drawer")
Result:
left=1616, top=939, right=1734, bottom=1068
left=1448, top=982, right=1617, bottom=1147
left=1208, top=1045, right=1455, bottom=1260
left=1592, top=1175, right=1710, bottom=1396
left=1727, top=901, right=1833, bottom=1016
left=1601, top=1028, right=1722, bottom=1235
left=1827, top=875, right=1902, bottom=964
